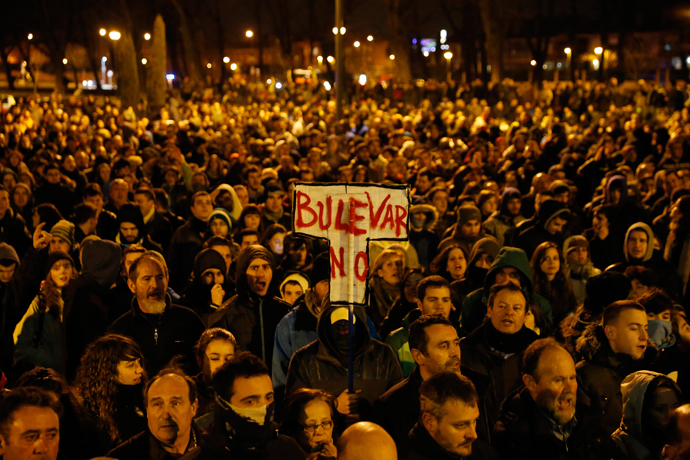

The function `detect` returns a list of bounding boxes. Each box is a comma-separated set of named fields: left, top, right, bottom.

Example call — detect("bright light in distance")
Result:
left=267, top=79, right=272, bottom=84
left=246, top=30, right=254, bottom=38
left=530, top=60, right=537, bottom=66
left=332, top=27, right=338, bottom=35
left=206, top=63, right=212, bottom=68
left=223, top=56, right=230, bottom=63
left=275, top=82, right=282, bottom=89
left=141, top=58, right=147, bottom=65
left=389, top=54, right=395, bottom=60
left=107, top=70, right=113, bottom=77
left=444, top=52, right=453, bottom=60
left=166, top=74, right=175, bottom=81
left=440, top=29, right=447, bottom=38
left=102, top=56, right=107, bottom=62
left=27, top=33, right=33, bottom=40
left=367, top=35, right=373, bottom=41
left=354, top=41, right=360, bottom=48
left=109, top=31, right=121, bottom=40
left=327, top=56, right=334, bottom=63
left=340, top=27, right=346, bottom=35
left=144, top=33, right=151, bottom=40
left=324, top=81, right=332, bottom=91
left=99, top=29, right=106, bottom=36
left=564, top=47, right=571, bottom=54
left=358, top=74, right=367, bottom=85
left=593, top=58, right=600, bottom=67
left=317, top=56, right=323, bottom=64
left=62, top=58, right=68, bottom=65
left=423, top=51, right=429, bottom=57
left=594, top=46, right=603, bottom=54
left=230, top=63, right=238, bottom=70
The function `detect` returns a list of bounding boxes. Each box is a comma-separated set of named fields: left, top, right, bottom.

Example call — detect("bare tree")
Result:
left=147, top=15, right=167, bottom=114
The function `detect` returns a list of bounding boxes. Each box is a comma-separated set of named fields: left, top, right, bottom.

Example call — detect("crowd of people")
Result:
left=2, top=75, right=690, bottom=459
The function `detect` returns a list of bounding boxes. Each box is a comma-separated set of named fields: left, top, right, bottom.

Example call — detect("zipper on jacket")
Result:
left=154, top=328, right=158, bottom=345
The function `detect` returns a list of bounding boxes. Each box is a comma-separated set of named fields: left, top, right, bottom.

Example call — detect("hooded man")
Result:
left=184, top=352, right=306, bottom=460
left=116, top=203, right=164, bottom=252
left=483, top=187, right=526, bottom=246
left=607, top=222, right=681, bottom=299
left=208, top=245, right=291, bottom=369
left=285, top=301, right=403, bottom=422
left=63, top=239, right=122, bottom=379
left=514, top=199, right=570, bottom=259
left=460, top=246, right=552, bottom=335
left=438, top=205, right=485, bottom=256
left=260, top=181, right=292, bottom=230
left=408, top=204, right=439, bottom=268
left=179, top=249, right=231, bottom=325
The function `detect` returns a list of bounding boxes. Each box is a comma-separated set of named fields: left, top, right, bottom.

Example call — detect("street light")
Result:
left=223, top=56, right=230, bottom=63
left=27, top=33, right=33, bottom=40
left=530, top=60, right=537, bottom=66
left=594, top=46, right=603, bottom=55
left=444, top=51, right=453, bottom=60
left=354, top=41, right=360, bottom=48
left=423, top=51, right=429, bottom=57
left=230, top=63, right=238, bottom=71
left=109, top=31, right=121, bottom=40
left=340, top=27, right=346, bottom=35
left=367, top=35, right=373, bottom=42
left=444, top=52, right=453, bottom=83
left=246, top=30, right=254, bottom=38
left=141, top=58, right=147, bottom=65
left=389, top=54, right=395, bottom=60
left=207, top=63, right=212, bottom=69
left=99, top=29, right=106, bottom=36
left=564, top=47, right=572, bottom=80
left=144, top=33, right=151, bottom=40
left=332, top=27, right=338, bottom=35
left=564, top=47, right=571, bottom=55
left=317, top=56, right=323, bottom=64
left=327, top=56, right=335, bottom=63
left=62, top=58, right=68, bottom=65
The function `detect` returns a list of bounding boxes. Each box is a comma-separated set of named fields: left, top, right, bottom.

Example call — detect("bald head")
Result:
left=662, top=405, right=690, bottom=460
left=338, top=422, right=397, bottom=460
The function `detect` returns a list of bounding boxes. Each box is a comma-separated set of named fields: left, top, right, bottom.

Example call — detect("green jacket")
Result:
left=385, top=309, right=422, bottom=377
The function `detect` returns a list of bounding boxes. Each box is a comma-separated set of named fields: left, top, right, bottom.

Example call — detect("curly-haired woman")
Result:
left=74, top=334, right=147, bottom=449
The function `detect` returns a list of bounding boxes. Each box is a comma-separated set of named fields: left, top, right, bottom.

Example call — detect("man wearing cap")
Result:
left=179, top=248, right=231, bottom=325
left=49, top=220, right=76, bottom=256
left=208, top=245, right=291, bottom=370
left=438, top=205, right=485, bottom=255
left=261, top=181, right=292, bottom=230
left=279, top=273, right=310, bottom=306
left=116, top=203, right=164, bottom=252
left=285, top=299, right=403, bottom=421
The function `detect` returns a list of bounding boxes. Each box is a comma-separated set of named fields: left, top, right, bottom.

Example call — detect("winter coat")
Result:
left=13, top=294, right=66, bottom=374
left=408, top=204, right=440, bottom=268
left=400, top=421, right=498, bottom=460
left=460, top=246, right=553, bottom=334
left=285, top=302, right=404, bottom=418
left=563, top=236, right=601, bottom=306
left=208, top=245, right=291, bottom=368
left=493, top=386, right=615, bottom=460
left=108, top=294, right=205, bottom=376
left=514, top=199, right=570, bottom=259
left=0, top=207, right=31, bottom=258
left=168, top=217, right=208, bottom=291
left=575, top=324, right=658, bottom=436
left=108, top=423, right=203, bottom=460
left=482, top=187, right=526, bottom=246
left=460, top=322, right=538, bottom=440
left=385, top=309, right=422, bottom=377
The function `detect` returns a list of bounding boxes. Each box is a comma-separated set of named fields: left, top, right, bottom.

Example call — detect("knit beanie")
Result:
left=50, top=220, right=75, bottom=249
left=566, top=235, right=589, bottom=255
left=45, top=251, right=74, bottom=277
left=457, top=205, right=482, bottom=226
left=208, top=208, right=233, bottom=233
left=0, top=243, right=19, bottom=266
left=310, top=251, right=331, bottom=285
left=280, top=272, right=311, bottom=296
left=193, top=248, right=227, bottom=280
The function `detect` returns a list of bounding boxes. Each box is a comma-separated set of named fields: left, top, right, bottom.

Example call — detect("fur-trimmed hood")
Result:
left=410, top=203, right=438, bottom=231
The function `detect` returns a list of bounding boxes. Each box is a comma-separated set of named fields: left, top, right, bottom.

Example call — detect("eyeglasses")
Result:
left=302, top=420, right=334, bottom=434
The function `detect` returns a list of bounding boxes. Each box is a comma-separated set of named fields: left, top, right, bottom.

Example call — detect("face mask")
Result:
left=648, top=319, right=676, bottom=349
left=411, top=214, right=425, bottom=229
left=229, top=402, right=268, bottom=425
left=216, top=393, right=276, bottom=449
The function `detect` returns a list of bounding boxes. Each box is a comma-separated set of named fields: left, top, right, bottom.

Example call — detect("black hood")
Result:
left=236, top=245, right=276, bottom=300
left=316, top=301, right=370, bottom=359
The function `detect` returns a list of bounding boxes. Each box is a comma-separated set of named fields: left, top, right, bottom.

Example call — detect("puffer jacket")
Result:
left=575, top=324, right=658, bottom=436
left=460, top=246, right=553, bottom=334
left=285, top=302, right=403, bottom=418
left=208, top=245, right=291, bottom=368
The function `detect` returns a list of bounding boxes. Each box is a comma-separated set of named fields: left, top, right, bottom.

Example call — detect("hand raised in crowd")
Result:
left=211, top=283, right=225, bottom=307
left=33, top=222, right=52, bottom=250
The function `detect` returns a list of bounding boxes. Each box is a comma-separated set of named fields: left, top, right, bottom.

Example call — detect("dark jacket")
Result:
left=168, top=217, right=208, bottom=291
left=108, top=294, right=205, bottom=376
left=0, top=207, right=31, bottom=258
left=575, top=324, right=657, bottom=436
left=63, top=240, right=121, bottom=380
left=285, top=302, right=404, bottom=418
left=493, top=386, right=615, bottom=460
left=145, top=211, right=174, bottom=253
left=108, top=423, right=203, bottom=460
left=400, top=421, right=498, bottom=460
left=373, top=365, right=490, bottom=447
left=460, top=322, right=538, bottom=440
left=514, top=199, right=570, bottom=259
left=208, top=245, right=290, bottom=367
left=460, top=246, right=553, bottom=334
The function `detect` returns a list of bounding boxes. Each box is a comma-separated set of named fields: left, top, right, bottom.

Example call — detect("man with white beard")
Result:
left=493, top=338, right=614, bottom=460
left=109, top=251, right=205, bottom=376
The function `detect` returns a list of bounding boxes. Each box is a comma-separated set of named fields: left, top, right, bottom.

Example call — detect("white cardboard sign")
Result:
left=292, top=183, right=410, bottom=306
